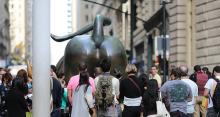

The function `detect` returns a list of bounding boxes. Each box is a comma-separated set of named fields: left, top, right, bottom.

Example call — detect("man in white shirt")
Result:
left=179, top=65, right=198, bottom=117
left=94, top=58, right=119, bottom=117
left=204, top=66, right=220, bottom=117
left=149, top=65, right=162, bottom=87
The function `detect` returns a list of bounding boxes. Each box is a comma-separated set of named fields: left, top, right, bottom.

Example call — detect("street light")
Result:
left=160, top=0, right=173, bottom=82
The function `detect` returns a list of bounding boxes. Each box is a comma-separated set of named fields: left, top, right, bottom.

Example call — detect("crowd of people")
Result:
left=0, top=59, right=220, bottom=117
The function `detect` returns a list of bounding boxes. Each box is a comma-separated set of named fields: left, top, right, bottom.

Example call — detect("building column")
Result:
left=32, top=0, right=50, bottom=116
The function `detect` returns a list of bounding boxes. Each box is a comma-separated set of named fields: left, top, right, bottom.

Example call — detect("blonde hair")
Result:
left=125, top=64, right=137, bottom=74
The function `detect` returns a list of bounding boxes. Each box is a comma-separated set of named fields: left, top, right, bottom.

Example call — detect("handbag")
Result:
left=156, top=92, right=170, bottom=117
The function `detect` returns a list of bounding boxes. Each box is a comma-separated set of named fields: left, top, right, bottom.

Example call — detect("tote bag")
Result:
left=156, top=92, right=170, bottom=117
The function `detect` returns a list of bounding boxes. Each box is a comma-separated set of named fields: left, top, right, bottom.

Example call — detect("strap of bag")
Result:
left=84, top=88, right=93, bottom=115
left=158, top=91, right=162, bottom=101
left=128, top=78, right=141, bottom=95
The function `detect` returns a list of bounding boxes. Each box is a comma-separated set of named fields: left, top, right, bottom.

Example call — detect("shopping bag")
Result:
left=26, top=112, right=32, bottom=117
left=156, top=92, right=170, bottom=117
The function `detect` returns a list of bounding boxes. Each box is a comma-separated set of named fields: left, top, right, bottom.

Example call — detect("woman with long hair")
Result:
left=71, top=71, right=96, bottom=117
left=0, top=72, right=13, bottom=116
left=142, top=79, right=158, bottom=117
left=6, top=76, right=29, bottom=117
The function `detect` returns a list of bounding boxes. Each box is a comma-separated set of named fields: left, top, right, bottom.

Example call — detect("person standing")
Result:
left=71, top=71, right=96, bottom=117
left=179, top=65, right=198, bottom=117
left=204, top=66, right=220, bottom=117
left=189, top=65, right=208, bottom=117
left=160, top=67, right=192, bottom=116
left=0, top=72, right=13, bottom=116
left=67, top=63, right=95, bottom=106
left=149, top=65, right=162, bottom=88
left=95, top=58, right=120, bottom=117
left=6, top=77, right=29, bottom=117
left=120, top=64, right=143, bottom=117
left=141, top=79, right=158, bottom=117
left=50, top=66, right=62, bottom=117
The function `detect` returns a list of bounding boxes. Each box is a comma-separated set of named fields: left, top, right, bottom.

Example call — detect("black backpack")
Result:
left=212, top=79, right=220, bottom=112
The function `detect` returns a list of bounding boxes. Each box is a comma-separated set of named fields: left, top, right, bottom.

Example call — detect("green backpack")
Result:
left=95, top=75, right=114, bottom=110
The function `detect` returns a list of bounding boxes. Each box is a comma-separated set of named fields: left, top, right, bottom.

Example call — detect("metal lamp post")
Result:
left=161, top=0, right=172, bottom=82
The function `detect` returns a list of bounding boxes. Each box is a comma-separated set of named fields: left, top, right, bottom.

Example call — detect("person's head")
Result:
left=94, top=66, right=103, bottom=77
left=12, top=76, right=26, bottom=93
left=79, top=71, right=89, bottom=86
left=125, top=64, right=137, bottom=75
left=170, top=67, right=181, bottom=80
left=2, top=72, right=13, bottom=84
left=58, top=72, right=65, bottom=80
left=113, top=68, right=122, bottom=79
left=146, top=79, right=158, bottom=91
left=179, top=65, right=188, bottom=77
left=194, top=65, right=201, bottom=72
left=150, top=65, right=158, bottom=76
left=100, top=58, right=111, bottom=72
left=78, top=62, right=87, bottom=72
left=212, top=66, right=220, bottom=79
left=16, top=69, right=28, bottom=83
left=202, top=67, right=209, bottom=72
left=50, top=65, right=57, bottom=75
left=139, top=73, right=149, bottom=84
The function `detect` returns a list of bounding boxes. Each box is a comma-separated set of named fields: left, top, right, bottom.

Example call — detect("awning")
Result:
left=144, top=7, right=168, bottom=32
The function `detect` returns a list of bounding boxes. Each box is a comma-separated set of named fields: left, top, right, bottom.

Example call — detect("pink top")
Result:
left=67, top=75, right=96, bottom=93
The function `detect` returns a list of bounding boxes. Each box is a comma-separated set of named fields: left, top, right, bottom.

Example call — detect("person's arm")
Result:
left=91, top=108, right=97, bottom=117
left=58, top=82, right=62, bottom=108
left=115, top=79, right=120, bottom=99
left=89, top=78, right=96, bottom=95
left=204, top=88, right=209, bottom=98
left=67, top=89, right=72, bottom=106
left=204, top=79, right=212, bottom=98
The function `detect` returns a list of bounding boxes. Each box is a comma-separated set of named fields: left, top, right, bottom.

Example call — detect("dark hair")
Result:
left=170, top=67, right=181, bottom=79
left=139, top=73, right=149, bottom=86
left=16, top=69, right=28, bottom=83
left=12, top=77, right=28, bottom=94
left=202, top=67, right=212, bottom=78
left=213, top=66, right=220, bottom=73
left=113, top=68, right=122, bottom=79
left=76, top=71, right=90, bottom=92
left=194, top=65, right=201, bottom=72
left=57, top=72, right=65, bottom=79
left=151, top=65, right=158, bottom=69
left=2, top=72, right=13, bottom=84
left=100, top=58, right=111, bottom=72
left=78, top=62, right=87, bottom=72
left=142, top=79, right=158, bottom=114
left=50, top=65, right=57, bottom=75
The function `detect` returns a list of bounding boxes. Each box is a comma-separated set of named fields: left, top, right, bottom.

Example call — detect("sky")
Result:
left=50, top=0, right=70, bottom=65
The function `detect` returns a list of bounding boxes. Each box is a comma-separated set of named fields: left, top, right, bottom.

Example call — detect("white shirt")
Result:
left=182, top=78, right=198, bottom=113
left=95, top=74, right=120, bottom=104
left=204, top=78, right=217, bottom=108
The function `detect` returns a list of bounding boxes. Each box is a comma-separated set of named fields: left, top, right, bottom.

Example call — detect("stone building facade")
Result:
left=134, top=0, right=220, bottom=73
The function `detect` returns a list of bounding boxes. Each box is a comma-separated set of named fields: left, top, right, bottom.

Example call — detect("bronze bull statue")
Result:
left=51, top=15, right=127, bottom=81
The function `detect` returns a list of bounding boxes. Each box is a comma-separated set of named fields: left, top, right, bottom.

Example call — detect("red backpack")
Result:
left=196, top=71, right=208, bottom=95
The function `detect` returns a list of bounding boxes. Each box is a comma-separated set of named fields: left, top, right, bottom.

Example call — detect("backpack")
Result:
left=212, top=79, right=220, bottom=112
left=95, top=75, right=114, bottom=110
left=196, top=71, right=208, bottom=95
